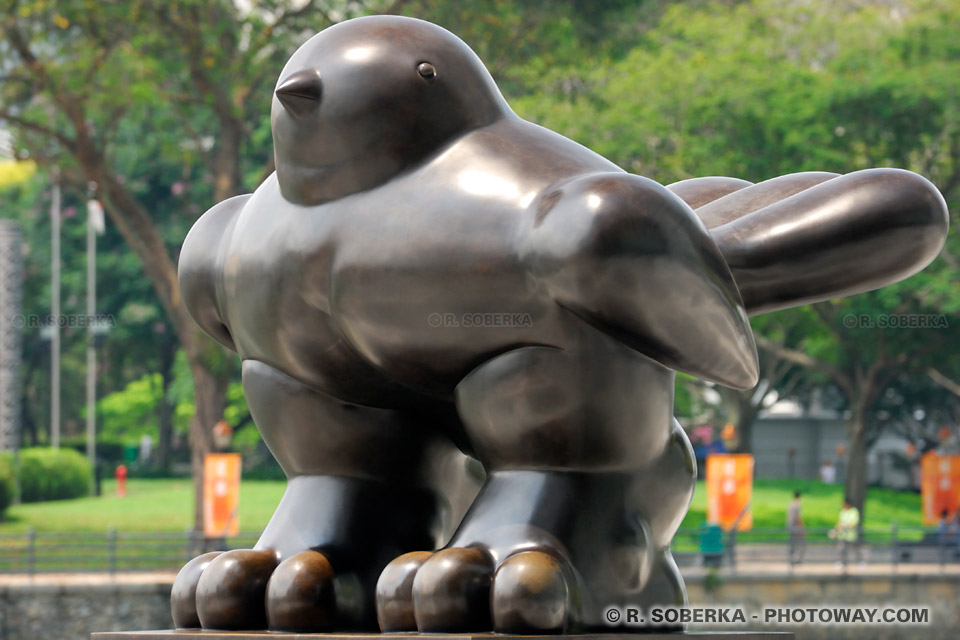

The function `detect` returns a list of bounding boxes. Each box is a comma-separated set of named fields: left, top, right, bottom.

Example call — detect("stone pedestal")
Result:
left=93, top=633, right=794, bottom=639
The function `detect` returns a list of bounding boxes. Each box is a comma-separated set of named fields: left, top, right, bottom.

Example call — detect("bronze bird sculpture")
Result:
left=172, top=15, right=948, bottom=634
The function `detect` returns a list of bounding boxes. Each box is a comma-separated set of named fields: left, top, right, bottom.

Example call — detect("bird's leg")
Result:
left=172, top=360, right=466, bottom=632
left=377, top=330, right=697, bottom=633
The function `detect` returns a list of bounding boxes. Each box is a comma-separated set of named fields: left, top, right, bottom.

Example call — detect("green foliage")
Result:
left=60, top=436, right=126, bottom=468
left=232, top=423, right=262, bottom=457
left=0, top=453, right=17, bottom=517
left=511, top=0, right=960, bottom=205
left=97, top=374, right=166, bottom=443
left=510, top=0, right=960, bottom=469
left=3, top=1, right=960, bottom=516
left=94, top=350, right=249, bottom=446
left=703, top=567, right=723, bottom=592
left=223, top=380, right=250, bottom=430
left=18, top=447, right=92, bottom=503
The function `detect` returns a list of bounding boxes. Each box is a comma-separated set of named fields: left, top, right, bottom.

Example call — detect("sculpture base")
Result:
left=93, top=633, right=794, bottom=639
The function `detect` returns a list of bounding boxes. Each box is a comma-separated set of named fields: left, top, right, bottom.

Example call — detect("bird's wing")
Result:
left=178, top=193, right=251, bottom=352
left=520, top=172, right=759, bottom=389
left=669, top=169, right=948, bottom=315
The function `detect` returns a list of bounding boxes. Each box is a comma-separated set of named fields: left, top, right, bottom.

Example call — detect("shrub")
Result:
left=19, top=448, right=92, bottom=503
left=61, top=436, right=126, bottom=468
left=0, top=453, right=15, bottom=516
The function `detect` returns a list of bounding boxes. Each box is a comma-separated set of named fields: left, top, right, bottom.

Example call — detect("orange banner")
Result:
left=706, top=453, right=754, bottom=531
left=921, top=453, right=960, bottom=526
left=204, top=453, right=241, bottom=537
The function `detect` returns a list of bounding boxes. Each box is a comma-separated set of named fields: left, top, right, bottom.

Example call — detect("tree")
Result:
left=0, top=0, right=345, bottom=531
left=757, top=295, right=957, bottom=514
left=4, top=0, right=959, bottom=531
left=719, top=326, right=811, bottom=455
left=0, top=0, right=651, bottom=528
left=511, top=0, right=960, bottom=514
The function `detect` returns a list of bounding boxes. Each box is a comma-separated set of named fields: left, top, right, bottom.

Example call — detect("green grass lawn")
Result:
left=0, top=478, right=286, bottom=534
left=680, top=478, right=924, bottom=532
left=0, top=477, right=925, bottom=536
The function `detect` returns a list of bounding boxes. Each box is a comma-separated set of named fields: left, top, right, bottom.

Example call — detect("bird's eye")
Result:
left=417, top=62, right=437, bottom=82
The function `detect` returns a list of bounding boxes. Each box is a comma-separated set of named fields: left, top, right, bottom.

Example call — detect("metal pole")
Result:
left=108, top=527, right=117, bottom=576
left=891, top=521, right=898, bottom=573
left=50, top=177, right=61, bottom=449
left=27, top=526, right=36, bottom=577
left=0, top=220, right=23, bottom=503
left=86, top=194, right=98, bottom=476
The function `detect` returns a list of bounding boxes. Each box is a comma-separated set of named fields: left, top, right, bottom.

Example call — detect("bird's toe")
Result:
left=171, top=551, right=223, bottom=629
left=195, top=548, right=280, bottom=630
left=266, top=550, right=337, bottom=632
left=376, top=551, right=434, bottom=631
left=412, top=547, right=495, bottom=631
left=492, top=551, right=572, bottom=634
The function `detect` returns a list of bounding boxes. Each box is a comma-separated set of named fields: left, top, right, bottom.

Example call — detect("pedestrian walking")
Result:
left=787, top=490, right=805, bottom=564
left=833, top=500, right=861, bottom=566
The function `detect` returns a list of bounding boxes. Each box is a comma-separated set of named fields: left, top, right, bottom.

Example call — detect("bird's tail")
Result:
left=669, top=169, right=949, bottom=315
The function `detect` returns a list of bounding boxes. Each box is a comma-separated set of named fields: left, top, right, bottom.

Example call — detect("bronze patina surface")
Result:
left=173, top=14, right=948, bottom=635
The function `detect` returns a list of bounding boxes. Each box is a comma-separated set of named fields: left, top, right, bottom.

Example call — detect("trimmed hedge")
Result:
left=61, top=436, right=127, bottom=468
left=0, top=453, right=15, bottom=516
left=19, top=447, right=92, bottom=503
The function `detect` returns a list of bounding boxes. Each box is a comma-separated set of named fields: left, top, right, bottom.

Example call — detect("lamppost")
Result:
left=86, top=187, right=105, bottom=477
left=50, top=177, right=60, bottom=448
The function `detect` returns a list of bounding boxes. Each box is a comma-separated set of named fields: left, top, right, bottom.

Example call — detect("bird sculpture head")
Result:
left=272, top=15, right=513, bottom=206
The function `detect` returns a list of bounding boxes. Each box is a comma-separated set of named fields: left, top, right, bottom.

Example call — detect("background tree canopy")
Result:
left=1, top=0, right=958, bottom=528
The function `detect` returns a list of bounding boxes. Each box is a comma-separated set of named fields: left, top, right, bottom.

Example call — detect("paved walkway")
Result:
left=683, top=561, right=960, bottom=578
left=0, top=571, right=178, bottom=586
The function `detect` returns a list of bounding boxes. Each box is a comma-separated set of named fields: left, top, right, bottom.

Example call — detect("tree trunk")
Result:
left=20, top=357, right=38, bottom=447
left=718, top=387, right=761, bottom=454
left=155, top=340, right=176, bottom=471
left=734, top=398, right=760, bottom=454
left=213, top=124, right=243, bottom=204
left=188, top=353, right=229, bottom=540
left=96, top=165, right=234, bottom=533
left=21, top=392, right=37, bottom=447
left=3, top=21, right=238, bottom=536
left=844, top=402, right=870, bottom=522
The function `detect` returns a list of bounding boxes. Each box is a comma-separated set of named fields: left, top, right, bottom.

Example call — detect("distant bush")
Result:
left=61, top=436, right=126, bottom=468
left=19, top=448, right=92, bottom=503
left=0, top=453, right=16, bottom=515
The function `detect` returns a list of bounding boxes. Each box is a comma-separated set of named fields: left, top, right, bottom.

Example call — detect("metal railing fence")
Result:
left=0, top=525, right=957, bottom=575
left=0, top=528, right=259, bottom=575
left=672, top=524, right=960, bottom=570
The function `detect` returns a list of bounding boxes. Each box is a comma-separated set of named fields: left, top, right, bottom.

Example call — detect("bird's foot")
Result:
left=172, top=474, right=438, bottom=632
left=171, top=547, right=339, bottom=631
left=378, top=546, right=573, bottom=633
left=377, top=469, right=683, bottom=634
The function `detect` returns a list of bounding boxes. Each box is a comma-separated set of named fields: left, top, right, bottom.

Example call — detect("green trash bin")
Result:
left=700, top=523, right=725, bottom=567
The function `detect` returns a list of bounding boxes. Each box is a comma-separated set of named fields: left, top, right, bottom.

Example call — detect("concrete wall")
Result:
left=0, top=572, right=956, bottom=640
left=752, top=416, right=917, bottom=489
left=0, top=581, right=171, bottom=640
left=752, top=415, right=847, bottom=480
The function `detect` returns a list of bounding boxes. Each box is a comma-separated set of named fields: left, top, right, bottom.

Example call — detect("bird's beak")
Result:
left=276, top=69, right=323, bottom=118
